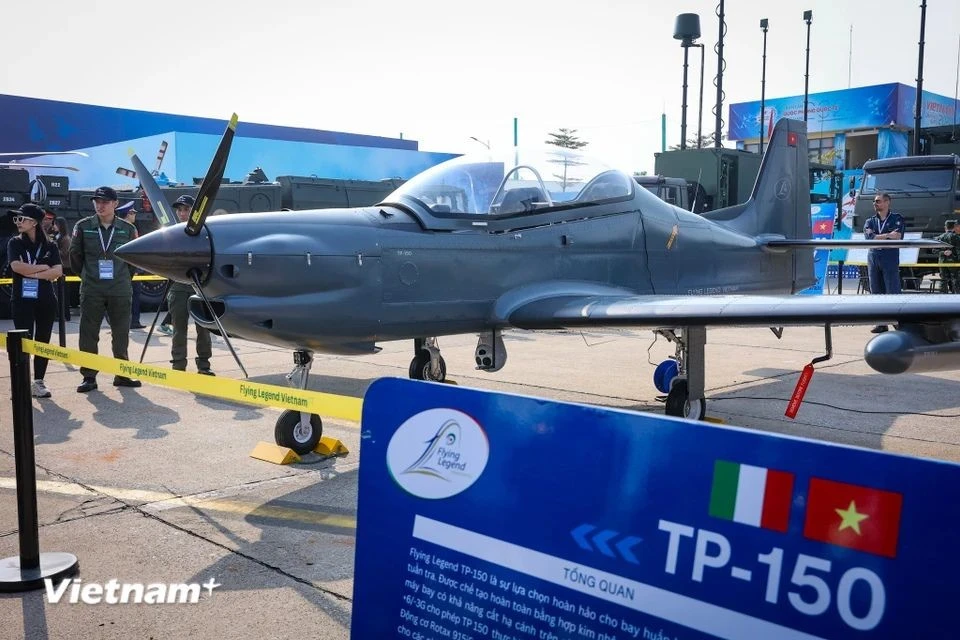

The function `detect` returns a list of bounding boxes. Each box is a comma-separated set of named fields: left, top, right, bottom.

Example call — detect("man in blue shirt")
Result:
left=863, top=191, right=905, bottom=333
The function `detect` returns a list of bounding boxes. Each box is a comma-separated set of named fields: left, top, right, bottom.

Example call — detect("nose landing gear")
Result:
left=274, top=349, right=324, bottom=454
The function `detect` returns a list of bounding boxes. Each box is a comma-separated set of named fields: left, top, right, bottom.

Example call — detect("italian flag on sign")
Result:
left=709, top=460, right=795, bottom=532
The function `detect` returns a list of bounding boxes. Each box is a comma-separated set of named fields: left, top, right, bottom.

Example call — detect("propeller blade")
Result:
left=130, top=153, right=175, bottom=227
left=0, top=151, right=89, bottom=158
left=186, top=113, right=238, bottom=237
left=189, top=268, right=248, bottom=378
left=139, top=280, right=171, bottom=363
left=0, top=162, right=79, bottom=171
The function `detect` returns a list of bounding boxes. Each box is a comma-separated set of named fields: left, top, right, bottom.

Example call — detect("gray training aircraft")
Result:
left=116, top=117, right=960, bottom=453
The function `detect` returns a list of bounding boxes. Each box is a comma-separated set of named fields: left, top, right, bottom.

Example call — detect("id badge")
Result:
left=98, top=259, right=114, bottom=280
left=21, top=278, right=38, bottom=299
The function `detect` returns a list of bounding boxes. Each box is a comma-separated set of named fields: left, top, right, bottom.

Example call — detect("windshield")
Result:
left=385, top=147, right=634, bottom=216
left=861, top=168, right=955, bottom=194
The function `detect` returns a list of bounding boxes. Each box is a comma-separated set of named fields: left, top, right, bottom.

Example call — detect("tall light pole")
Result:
left=914, top=0, right=927, bottom=155
left=803, top=10, right=813, bottom=123
left=469, top=136, right=490, bottom=150
left=695, top=42, right=705, bottom=148
left=674, top=13, right=702, bottom=151
left=759, top=18, right=769, bottom=154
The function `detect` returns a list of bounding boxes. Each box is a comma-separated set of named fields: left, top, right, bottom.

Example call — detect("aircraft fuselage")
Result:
left=139, top=199, right=799, bottom=354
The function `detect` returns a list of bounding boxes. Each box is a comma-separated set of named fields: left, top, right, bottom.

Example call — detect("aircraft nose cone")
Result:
left=115, top=225, right=212, bottom=284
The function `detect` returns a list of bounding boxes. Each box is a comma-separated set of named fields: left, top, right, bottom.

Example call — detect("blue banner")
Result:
left=877, top=129, right=909, bottom=159
left=896, top=86, right=960, bottom=129
left=352, top=378, right=959, bottom=639
left=728, top=84, right=898, bottom=141
left=799, top=204, right=836, bottom=295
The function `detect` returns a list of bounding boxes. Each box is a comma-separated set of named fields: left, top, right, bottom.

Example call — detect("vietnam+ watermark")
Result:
left=44, top=577, right=221, bottom=604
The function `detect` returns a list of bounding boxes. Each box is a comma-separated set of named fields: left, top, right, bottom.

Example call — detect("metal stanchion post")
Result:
left=57, top=277, right=67, bottom=347
left=837, top=260, right=844, bottom=295
left=0, top=330, right=79, bottom=592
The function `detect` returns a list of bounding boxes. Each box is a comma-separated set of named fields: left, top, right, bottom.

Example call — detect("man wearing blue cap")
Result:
left=68, top=186, right=142, bottom=392
left=166, top=195, right=214, bottom=375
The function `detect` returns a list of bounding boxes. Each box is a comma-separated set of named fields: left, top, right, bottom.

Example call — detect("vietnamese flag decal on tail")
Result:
left=803, top=477, right=903, bottom=558
left=709, top=460, right=795, bottom=532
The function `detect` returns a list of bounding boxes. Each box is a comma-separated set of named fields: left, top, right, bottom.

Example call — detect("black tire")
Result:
left=408, top=352, right=447, bottom=382
left=274, top=409, right=323, bottom=455
left=665, top=379, right=706, bottom=421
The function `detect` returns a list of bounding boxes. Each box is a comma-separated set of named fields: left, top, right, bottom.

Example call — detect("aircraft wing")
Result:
left=505, top=293, right=960, bottom=330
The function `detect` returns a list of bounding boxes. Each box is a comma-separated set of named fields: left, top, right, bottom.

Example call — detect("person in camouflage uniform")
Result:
left=167, top=195, right=214, bottom=375
left=68, top=186, right=142, bottom=392
left=936, top=220, right=960, bottom=294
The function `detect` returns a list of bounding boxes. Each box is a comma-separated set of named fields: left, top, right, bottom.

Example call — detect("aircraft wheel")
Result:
left=664, top=380, right=706, bottom=421
left=409, top=353, right=446, bottom=382
left=275, top=410, right=323, bottom=455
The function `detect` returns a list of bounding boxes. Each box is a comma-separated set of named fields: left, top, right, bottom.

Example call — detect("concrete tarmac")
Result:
left=1, top=293, right=958, bottom=639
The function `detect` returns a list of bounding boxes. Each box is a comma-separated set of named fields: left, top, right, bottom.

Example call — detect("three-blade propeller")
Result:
left=130, top=113, right=248, bottom=378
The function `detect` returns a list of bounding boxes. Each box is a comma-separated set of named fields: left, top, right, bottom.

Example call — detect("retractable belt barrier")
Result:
left=0, top=333, right=362, bottom=423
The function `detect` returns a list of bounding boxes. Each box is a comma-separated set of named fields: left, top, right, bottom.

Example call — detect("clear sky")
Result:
left=2, top=0, right=958, bottom=175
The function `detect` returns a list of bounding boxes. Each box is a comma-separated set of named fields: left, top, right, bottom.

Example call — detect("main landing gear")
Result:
left=408, top=330, right=509, bottom=382
left=409, top=337, right=447, bottom=382
left=275, top=349, right=323, bottom=454
left=652, top=326, right=707, bottom=421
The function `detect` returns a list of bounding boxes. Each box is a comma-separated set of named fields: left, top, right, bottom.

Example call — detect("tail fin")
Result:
left=705, top=118, right=812, bottom=290
left=707, top=118, right=810, bottom=240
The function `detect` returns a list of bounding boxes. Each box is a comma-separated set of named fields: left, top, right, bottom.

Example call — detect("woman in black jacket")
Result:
left=6, top=203, right=63, bottom=398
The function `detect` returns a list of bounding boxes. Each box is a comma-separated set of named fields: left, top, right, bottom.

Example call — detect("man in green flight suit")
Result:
left=167, top=195, right=214, bottom=375
left=936, top=220, right=960, bottom=294
left=69, top=186, right=142, bottom=392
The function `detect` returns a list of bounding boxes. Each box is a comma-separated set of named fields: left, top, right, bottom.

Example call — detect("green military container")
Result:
left=653, top=147, right=763, bottom=212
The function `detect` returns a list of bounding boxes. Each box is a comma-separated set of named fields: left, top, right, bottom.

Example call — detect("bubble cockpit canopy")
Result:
left=384, top=146, right=635, bottom=217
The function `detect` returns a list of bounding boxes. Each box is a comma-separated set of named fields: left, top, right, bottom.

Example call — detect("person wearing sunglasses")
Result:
left=862, top=191, right=906, bottom=333
left=5, top=203, right=64, bottom=398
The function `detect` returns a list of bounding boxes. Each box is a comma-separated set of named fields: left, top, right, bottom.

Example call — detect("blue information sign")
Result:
left=352, top=378, right=959, bottom=639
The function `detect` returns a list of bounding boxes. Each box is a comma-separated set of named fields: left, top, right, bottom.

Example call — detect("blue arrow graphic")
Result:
left=571, top=524, right=595, bottom=551
left=592, top=529, right=619, bottom=557
left=615, top=536, right=644, bottom=563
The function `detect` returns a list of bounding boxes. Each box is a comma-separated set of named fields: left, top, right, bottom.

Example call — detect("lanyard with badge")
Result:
left=98, top=225, right=115, bottom=280
left=874, top=215, right=890, bottom=236
left=21, top=244, right=43, bottom=299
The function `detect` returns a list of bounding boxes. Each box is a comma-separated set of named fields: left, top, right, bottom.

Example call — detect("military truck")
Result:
left=633, top=175, right=709, bottom=213
left=853, top=154, right=960, bottom=269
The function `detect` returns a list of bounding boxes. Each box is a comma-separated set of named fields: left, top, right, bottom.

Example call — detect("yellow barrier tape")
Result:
left=0, top=335, right=361, bottom=423
left=0, top=275, right=167, bottom=284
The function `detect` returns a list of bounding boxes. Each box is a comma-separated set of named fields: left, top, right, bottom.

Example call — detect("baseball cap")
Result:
left=89, top=186, right=118, bottom=201
left=6, top=202, right=46, bottom=222
left=116, top=201, right=137, bottom=216
left=173, top=195, right=195, bottom=208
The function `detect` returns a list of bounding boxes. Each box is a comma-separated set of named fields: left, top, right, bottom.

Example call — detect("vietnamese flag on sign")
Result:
left=813, top=218, right=835, bottom=237
left=802, top=477, right=903, bottom=558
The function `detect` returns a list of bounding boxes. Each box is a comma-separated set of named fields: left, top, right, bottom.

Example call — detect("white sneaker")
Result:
left=31, top=380, right=51, bottom=398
